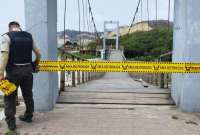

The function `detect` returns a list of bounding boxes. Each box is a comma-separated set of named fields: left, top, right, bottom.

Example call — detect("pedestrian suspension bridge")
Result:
left=2, top=0, right=200, bottom=134
left=22, top=0, right=200, bottom=114
left=58, top=50, right=174, bottom=106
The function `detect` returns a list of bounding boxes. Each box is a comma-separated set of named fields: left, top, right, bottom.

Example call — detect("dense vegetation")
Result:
left=87, top=41, right=98, bottom=50
left=86, top=27, right=173, bottom=61
left=120, top=27, right=173, bottom=61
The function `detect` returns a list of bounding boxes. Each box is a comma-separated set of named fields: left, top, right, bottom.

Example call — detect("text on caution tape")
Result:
left=38, top=61, right=200, bottom=73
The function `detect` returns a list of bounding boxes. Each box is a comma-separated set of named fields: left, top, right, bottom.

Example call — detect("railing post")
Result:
left=144, top=74, right=148, bottom=82
left=166, top=74, right=169, bottom=89
left=90, top=72, right=93, bottom=80
left=153, top=74, right=156, bottom=85
left=86, top=72, right=88, bottom=82
left=159, top=57, right=164, bottom=88
left=77, top=58, right=81, bottom=85
left=88, top=72, right=91, bottom=81
left=147, top=74, right=150, bottom=83
left=72, top=56, right=76, bottom=87
left=94, top=72, right=97, bottom=80
left=82, top=60, right=85, bottom=83
left=60, top=51, right=65, bottom=92
left=160, top=73, right=165, bottom=88
left=150, top=74, right=153, bottom=84
left=155, top=74, right=159, bottom=86
left=87, top=72, right=90, bottom=82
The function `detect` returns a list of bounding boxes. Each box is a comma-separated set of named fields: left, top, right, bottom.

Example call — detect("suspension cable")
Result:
left=168, top=0, right=171, bottom=30
left=81, top=0, right=86, bottom=47
left=147, top=0, right=150, bottom=31
left=87, top=0, right=94, bottom=35
left=77, top=0, right=82, bottom=47
left=155, top=0, right=158, bottom=27
left=141, top=0, right=143, bottom=30
left=63, top=0, right=67, bottom=45
left=167, top=0, right=171, bottom=51
left=128, top=0, right=141, bottom=34
left=85, top=0, right=90, bottom=33
left=82, top=0, right=86, bottom=32
left=88, top=0, right=100, bottom=40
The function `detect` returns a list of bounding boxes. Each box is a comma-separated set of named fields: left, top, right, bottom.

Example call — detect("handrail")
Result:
left=128, top=51, right=172, bottom=89
left=58, top=47, right=105, bottom=94
left=160, top=51, right=172, bottom=59
left=58, top=48, right=87, bottom=61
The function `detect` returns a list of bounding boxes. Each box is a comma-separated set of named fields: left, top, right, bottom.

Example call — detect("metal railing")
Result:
left=129, top=73, right=171, bottom=89
left=129, top=52, right=172, bottom=89
left=58, top=49, right=105, bottom=93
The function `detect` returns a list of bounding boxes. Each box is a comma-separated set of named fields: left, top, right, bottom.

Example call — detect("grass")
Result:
left=73, top=53, right=99, bottom=59
left=4, top=131, right=18, bottom=135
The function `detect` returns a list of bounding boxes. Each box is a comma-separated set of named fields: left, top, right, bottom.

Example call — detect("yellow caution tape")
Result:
left=38, top=61, right=200, bottom=73
left=0, top=80, right=17, bottom=96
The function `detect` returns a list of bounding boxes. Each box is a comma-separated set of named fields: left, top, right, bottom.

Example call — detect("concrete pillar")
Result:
left=172, top=0, right=200, bottom=112
left=24, top=0, right=58, bottom=111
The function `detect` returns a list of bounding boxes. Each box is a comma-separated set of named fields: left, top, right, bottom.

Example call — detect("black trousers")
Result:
left=4, top=65, right=34, bottom=126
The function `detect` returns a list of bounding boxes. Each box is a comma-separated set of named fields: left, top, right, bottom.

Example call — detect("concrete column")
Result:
left=24, top=0, right=58, bottom=111
left=172, top=0, right=200, bottom=112
left=71, top=57, right=76, bottom=87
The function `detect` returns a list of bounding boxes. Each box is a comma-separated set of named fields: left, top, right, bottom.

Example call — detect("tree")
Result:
left=120, top=27, right=173, bottom=61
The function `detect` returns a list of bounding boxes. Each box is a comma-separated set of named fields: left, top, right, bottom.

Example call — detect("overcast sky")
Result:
left=0, top=0, right=174, bottom=35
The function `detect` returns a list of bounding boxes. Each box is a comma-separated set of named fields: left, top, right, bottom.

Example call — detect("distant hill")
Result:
left=147, top=20, right=173, bottom=29
left=57, top=29, right=103, bottom=42
left=108, top=20, right=173, bottom=37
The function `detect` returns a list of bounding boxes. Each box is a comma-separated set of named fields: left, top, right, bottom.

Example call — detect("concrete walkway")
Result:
left=1, top=104, right=199, bottom=135
left=0, top=50, right=200, bottom=135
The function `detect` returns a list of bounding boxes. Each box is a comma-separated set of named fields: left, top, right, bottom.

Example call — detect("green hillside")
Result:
left=120, top=27, right=173, bottom=61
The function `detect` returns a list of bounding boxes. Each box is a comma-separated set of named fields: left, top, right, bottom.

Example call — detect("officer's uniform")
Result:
left=0, top=31, right=41, bottom=128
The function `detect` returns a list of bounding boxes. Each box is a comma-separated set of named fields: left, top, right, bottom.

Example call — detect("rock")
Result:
left=171, top=115, right=179, bottom=120
left=185, top=120, right=198, bottom=126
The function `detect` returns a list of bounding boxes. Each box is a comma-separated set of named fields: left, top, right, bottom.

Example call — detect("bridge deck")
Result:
left=58, top=50, right=173, bottom=105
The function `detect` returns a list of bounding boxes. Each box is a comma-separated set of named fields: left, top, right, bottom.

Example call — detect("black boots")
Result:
left=7, top=115, right=32, bottom=131
left=19, top=115, right=32, bottom=123
left=8, top=124, right=16, bottom=131
left=7, top=121, right=16, bottom=131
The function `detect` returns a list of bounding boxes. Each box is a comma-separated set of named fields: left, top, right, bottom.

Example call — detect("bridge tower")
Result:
left=172, top=0, right=200, bottom=112
left=103, top=21, right=120, bottom=51
left=24, top=0, right=58, bottom=111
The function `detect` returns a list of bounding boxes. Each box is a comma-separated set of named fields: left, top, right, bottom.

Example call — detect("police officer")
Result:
left=0, top=21, right=41, bottom=131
